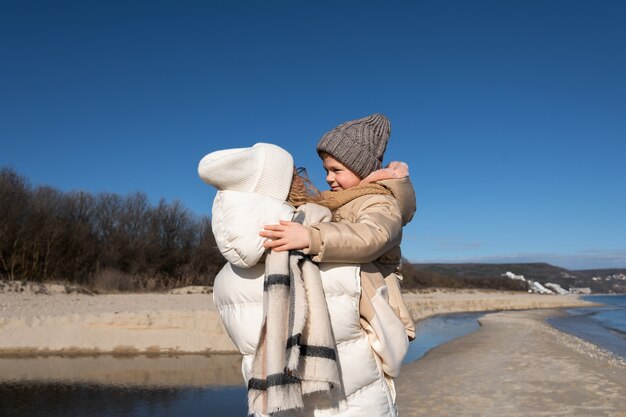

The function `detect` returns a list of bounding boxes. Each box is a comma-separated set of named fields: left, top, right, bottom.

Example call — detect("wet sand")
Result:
left=396, top=309, right=626, bottom=417
left=0, top=354, right=244, bottom=387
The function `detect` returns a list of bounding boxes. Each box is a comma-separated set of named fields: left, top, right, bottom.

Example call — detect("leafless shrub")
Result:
left=91, top=268, right=136, bottom=293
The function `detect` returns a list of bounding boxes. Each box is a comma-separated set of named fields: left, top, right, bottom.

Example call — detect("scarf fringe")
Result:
left=249, top=382, right=304, bottom=414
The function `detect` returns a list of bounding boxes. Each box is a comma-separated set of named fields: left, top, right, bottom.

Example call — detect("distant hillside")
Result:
left=573, top=268, right=626, bottom=278
left=573, top=269, right=626, bottom=293
left=400, top=262, right=528, bottom=291
left=401, top=263, right=626, bottom=294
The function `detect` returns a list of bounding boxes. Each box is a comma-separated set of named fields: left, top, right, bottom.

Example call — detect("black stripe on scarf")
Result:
left=300, top=345, right=337, bottom=360
left=285, top=334, right=302, bottom=350
left=248, top=373, right=301, bottom=391
left=285, top=335, right=337, bottom=360
left=264, top=274, right=290, bottom=289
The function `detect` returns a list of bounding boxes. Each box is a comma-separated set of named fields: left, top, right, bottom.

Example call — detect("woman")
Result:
left=198, top=142, right=399, bottom=416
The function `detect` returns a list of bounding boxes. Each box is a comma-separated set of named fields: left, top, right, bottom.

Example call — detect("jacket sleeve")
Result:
left=360, top=263, right=409, bottom=378
left=305, top=196, right=402, bottom=263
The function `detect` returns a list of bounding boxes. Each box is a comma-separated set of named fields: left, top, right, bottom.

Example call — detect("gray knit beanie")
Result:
left=316, top=113, right=390, bottom=178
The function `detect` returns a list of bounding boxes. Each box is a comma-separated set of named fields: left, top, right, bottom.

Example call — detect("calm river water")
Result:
left=0, top=313, right=484, bottom=417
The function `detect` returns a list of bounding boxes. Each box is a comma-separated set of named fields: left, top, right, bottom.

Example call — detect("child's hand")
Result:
left=260, top=221, right=309, bottom=252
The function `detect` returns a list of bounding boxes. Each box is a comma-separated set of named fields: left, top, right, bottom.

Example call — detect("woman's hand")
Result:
left=260, top=221, right=309, bottom=252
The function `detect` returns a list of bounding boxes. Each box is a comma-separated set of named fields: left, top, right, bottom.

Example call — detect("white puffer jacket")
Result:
left=211, top=190, right=398, bottom=417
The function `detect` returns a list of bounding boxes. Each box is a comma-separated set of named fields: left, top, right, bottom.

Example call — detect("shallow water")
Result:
left=403, top=312, right=483, bottom=364
left=547, top=294, right=626, bottom=359
left=0, top=354, right=246, bottom=417
left=0, top=313, right=483, bottom=417
left=0, top=382, right=247, bottom=417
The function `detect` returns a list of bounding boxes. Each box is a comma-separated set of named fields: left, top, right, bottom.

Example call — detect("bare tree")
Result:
left=0, top=169, right=30, bottom=280
left=0, top=167, right=224, bottom=291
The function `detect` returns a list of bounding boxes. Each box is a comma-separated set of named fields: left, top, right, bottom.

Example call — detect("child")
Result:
left=199, top=142, right=401, bottom=416
left=261, top=114, right=417, bottom=385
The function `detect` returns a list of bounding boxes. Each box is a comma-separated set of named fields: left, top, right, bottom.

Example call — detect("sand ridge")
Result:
left=0, top=289, right=595, bottom=355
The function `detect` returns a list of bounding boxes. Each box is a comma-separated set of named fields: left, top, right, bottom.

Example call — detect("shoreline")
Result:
left=3, top=290, right=625, bottom=416
left=0, top=353, right=245, bottom=387
left=0, top=288, right=596, bottom=356
left=2, top=307, right=623, bottom=417
left=546, top=295, right=626, bottom=360
left=403, top=310, right=484, bottom=364
left=396, top=308, right=626, bottom=417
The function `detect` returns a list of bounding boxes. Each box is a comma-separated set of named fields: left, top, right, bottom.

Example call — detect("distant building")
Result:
left=502, top=271, right=526, bottom=281
left=593, top=273, right=626, bottom=282
left=545, top=283, right=569, bottom=295
left=570, top=287, right=592, bottom=295
left=529, top=281, right=554, bottom=294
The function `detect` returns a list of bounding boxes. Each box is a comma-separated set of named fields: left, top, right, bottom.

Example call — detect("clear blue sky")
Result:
left=1, top=0, right=625, bottom=269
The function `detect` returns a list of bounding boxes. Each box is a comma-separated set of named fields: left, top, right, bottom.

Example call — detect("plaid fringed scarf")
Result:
left=248, top=211, right=344, bottom=415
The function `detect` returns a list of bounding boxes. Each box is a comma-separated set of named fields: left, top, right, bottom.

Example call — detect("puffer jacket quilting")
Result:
left=211, top=190, right=398, bottom=417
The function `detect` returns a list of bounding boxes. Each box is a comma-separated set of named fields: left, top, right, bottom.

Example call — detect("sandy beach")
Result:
left=0, top=291, right=236, bottom=355
left=0, top=286, right=594, bottom=355
left=396, top=309, right=626, bottom=417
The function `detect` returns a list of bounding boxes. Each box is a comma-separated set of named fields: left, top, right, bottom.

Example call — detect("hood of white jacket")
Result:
left=211, top=190, right=295, bottom=268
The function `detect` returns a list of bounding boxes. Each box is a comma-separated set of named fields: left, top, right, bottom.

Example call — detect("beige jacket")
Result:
left=305, top=174, right=417, bottom=377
